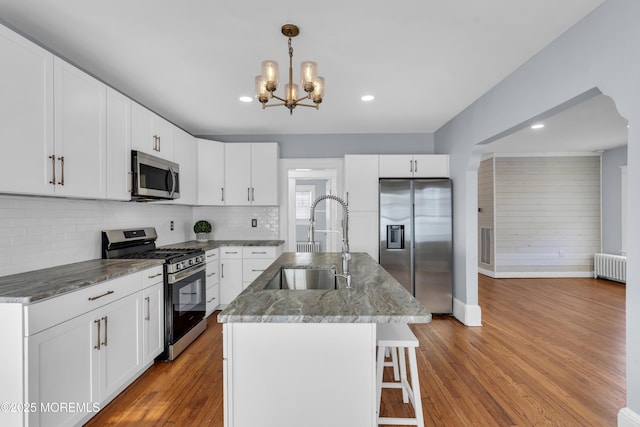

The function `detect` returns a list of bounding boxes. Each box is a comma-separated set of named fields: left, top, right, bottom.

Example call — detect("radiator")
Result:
left=296, top=241, right=320, bottom=253
left=594, top=253, right=627, bottom=283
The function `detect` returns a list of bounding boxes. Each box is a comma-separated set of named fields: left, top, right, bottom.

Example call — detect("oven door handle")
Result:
left=168, top=264, right=206, bottom=284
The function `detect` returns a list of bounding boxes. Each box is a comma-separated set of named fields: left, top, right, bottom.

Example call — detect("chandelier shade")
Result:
left=255, top=24, right=324, bottom=115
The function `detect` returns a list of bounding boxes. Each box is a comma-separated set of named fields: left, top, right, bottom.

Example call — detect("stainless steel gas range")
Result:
left=102, top=227, right=206, bottom=361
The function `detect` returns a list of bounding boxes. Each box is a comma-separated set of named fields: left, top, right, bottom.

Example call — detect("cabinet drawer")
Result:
left=25, top=272, right=142, bottom=336
left=242, top=246, right=278, bottom=259
left=206, top=262, right=219, bottom=286
left=220, top=246, right=243, bottom=259
left=206, top=284, right=219, bottom=314
left=243, top=258, right=274, bottom=283
left=205, top=248, right=219, bottom=263
left=141, top=265, right=164, bottom=288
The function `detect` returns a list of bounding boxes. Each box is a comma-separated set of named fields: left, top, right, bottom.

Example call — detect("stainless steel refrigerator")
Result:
left=379, top=179, right=453, bottom=314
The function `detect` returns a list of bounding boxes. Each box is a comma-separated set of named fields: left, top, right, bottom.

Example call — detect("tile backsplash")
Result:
left=0, top=195, right=280, bottom=277
left=192, top=206, right=279, bottom=240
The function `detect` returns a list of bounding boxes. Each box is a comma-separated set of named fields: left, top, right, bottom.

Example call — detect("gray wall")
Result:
left=198, top=133, right=434, bottom=158
left=602, top=145, right=628, bottom=254
left=434, top=0, right=640, bottom=418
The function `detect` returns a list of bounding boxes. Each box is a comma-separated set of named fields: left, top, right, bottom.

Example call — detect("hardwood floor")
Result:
left=85, top=276, right=626, bottom=426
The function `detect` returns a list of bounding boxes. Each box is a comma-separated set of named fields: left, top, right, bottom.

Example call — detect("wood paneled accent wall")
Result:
left=482, top=155, right=600, bottom=277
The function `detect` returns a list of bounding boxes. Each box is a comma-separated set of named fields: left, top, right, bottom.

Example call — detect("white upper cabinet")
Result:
left=344, top=155, right=379, bottom=211
left=53, top=57, right=107, bottom=199
left=250, top=143, right=279, bottom=205
left=173, top=127, right=197, bottom=205
left=224, top=143, right=252, bottom=205
left=0, top=24, right=54, bottom=196
left=379, top=154, right=449, bottom=178
left=131, top=102, right=175, bottom=161
left=106, top=88, right=132, bottom=201
left=224, top=143, right=279, bottom=206
left=197, top=139, right=225, bottom=205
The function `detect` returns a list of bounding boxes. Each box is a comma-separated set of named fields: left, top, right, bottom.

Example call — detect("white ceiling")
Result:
left=483, top=94, right=628, bottom=155
left=0, top=0, right=606, bottom=137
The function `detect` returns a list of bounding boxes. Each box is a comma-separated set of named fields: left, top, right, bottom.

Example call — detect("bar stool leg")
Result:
left=398, top=346, right=409, bottom=403
left=407, top=347, right=425, bottom=427
left=376, top=344, right=386, bottom=417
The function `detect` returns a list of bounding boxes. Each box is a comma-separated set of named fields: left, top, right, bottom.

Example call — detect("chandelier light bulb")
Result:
left=255, top=24, right=325, bottom=115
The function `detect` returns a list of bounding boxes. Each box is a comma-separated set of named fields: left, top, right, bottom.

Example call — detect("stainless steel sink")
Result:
left=264, top=266, right=338, bottom=290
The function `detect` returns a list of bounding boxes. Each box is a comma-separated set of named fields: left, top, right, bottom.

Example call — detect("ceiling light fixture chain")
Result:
left=255, top=24, right=325, bottom=115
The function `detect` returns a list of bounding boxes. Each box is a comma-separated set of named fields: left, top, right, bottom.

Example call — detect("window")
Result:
left=296, top=185, right=316, bottom=224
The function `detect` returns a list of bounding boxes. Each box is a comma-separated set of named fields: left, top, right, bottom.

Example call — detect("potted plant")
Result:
left=193, top=220, right=212, bottom=242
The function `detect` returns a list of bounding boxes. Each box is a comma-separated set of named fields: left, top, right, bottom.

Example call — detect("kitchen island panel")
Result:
left=224, top=322, right=375, bottom=427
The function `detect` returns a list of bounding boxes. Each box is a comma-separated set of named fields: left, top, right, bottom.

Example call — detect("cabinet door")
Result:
left=412, top=154, right=450, bottom=178
left=174, top=128, right=197, bottom=205
left=0, top=24, right=54, bottom=196
left=243, top=258, right=274, bottom=287
left=345, top=155, right=379, bottom=211
left=27, top=311, right=97, bottom=427
left=250, top=143, right=279, bottom=205
left=106, top=88, right=132, bottom=201
left=153, top=116, right=175, bottom=161
left=379, top=155, right=414, bottom=178
left=131, top=102, right=156, bottom=154
left=224, top=143, right=252, bottom=205
left=53, top=57, right=107, bottom=199
left=98, top=292, right=142, bottom=402
left=142, top=282, right=164, bottom=365
left=197, top=139, right=225, bottom=205
left=220, top=258, right=243, bottom=304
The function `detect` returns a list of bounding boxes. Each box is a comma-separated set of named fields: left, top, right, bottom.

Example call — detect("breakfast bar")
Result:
left=218, top=252, right=431, bottom=427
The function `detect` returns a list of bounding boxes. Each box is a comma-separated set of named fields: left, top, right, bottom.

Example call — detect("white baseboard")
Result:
left=478, top=268, right=495, bottom=278
left=490, top=271, right=594, bottom=279
left=619, top=408, right=640, bottom=427
left=453, top=298, right=482, bottom=326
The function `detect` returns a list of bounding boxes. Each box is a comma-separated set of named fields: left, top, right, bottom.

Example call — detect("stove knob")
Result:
left=189, top=259, right=194, bottom=266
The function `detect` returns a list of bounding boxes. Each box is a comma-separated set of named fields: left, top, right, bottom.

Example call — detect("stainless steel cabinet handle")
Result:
left=221, top=263, right=224, bottom=278
left=207, top=296, right=216, bottom=303
left=94, top=319, right=101, bottom=350
left=252, top=251, right=267, bottom=254
left=206, top=253, right=216, bottom=259
left=251, top=269, right=265, bottom=272
left=88, top=290, right=114, bottom=301
left=207, top=272, right=216, bottom=277
left=414, top=159, right=418, bottom=172
left=346, top=191, right=349, bottom=206
left=221, top=188, right=224, bottom=202
left=145, top=296, right=151, bottom=321
left=158, top=136, right=161, bottom=151
left=252, top=187, right=255, bottom=201
left=101, top=316, right=108, bottom=346
left=57, top=156, right=65, bottom=185
left=247, top=188, right=251, bottom=201
left=49, top=155, right=56, bottom=185
left=153, top=135, right=159, bottom=151
left=148, top=272, right=162, bottom=279
left=225, top=251, right=238, bottom=254
left=409, top=159, right=413, bottom=172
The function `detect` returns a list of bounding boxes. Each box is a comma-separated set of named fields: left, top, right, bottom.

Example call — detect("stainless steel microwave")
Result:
left=131, top=150, right=180, bottom=201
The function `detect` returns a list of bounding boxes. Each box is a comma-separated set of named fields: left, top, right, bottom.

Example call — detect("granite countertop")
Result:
left=163, top=239, right=285, bottom=251
left=0, top=259, right=164, bottom=304
left=218, top=252, right=432, bottom=324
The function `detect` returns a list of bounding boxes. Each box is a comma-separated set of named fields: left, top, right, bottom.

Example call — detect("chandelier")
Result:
left=255, top=24, right=325, bottom=115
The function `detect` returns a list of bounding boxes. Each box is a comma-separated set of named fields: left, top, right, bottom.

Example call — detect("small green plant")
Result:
left=193, top=220, right=212, bottom=234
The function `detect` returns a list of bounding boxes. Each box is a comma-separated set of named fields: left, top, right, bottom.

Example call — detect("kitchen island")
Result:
left=218, top=252, right=431, bottom=427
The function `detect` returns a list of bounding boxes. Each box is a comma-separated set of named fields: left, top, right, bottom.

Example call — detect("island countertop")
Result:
left=218, top=252, right=432, bottom=324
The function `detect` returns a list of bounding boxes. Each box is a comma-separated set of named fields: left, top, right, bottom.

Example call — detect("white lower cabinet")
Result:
left=26, top=311, right=97, bottom=427
left=27, top=291, right=141, bottom=427
left=219, top=246, right=282, bottom=306
left=21, top=266, right=163, bottom=427
left=205, top=249, right=220, bottom=316
left=142, top=281, right=164, bottom=365
left=220, top=255, right=243, bottom=306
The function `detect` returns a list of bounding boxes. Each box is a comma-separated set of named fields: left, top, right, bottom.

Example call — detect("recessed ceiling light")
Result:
left=531, top=123, right=544, bottom=129
left=361, top=95, right=375, bottom=102
left=239, top=96, right=253, bottom=103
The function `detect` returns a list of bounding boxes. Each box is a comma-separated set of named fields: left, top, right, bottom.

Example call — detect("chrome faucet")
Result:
left=308, top=194, right=352, bottom=288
